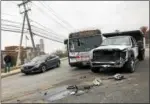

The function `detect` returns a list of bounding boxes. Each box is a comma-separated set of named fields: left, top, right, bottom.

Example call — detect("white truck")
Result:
left=90, top=30, right=146, bottom=73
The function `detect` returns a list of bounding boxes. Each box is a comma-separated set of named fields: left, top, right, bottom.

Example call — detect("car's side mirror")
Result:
left=64, top=39, right=68, bottom=45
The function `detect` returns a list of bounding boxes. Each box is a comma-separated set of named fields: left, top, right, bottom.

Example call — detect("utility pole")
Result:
left=16, top=14, right=26, bottom=66
left=16, top=0, right=36, bottom=66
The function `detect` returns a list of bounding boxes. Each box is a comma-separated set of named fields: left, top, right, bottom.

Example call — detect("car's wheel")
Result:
left=91, top=67, right=100, bottom=73
left=41, top=65, right=46, bottom=73
left=25, top=73, right=29, bottom=75
left=124, top=57, right=135, bottom=73
left=57, top=61, right=60, bottom=67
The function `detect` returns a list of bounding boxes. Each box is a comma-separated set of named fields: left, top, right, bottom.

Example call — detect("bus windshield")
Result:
left=69, top=35, right=102, bottom=52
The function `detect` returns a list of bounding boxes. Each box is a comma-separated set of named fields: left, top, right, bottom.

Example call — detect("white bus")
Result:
left=64, top=29, right=105, bottom=68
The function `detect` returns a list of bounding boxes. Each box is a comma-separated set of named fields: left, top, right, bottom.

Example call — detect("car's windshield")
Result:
left=31, top=55, right=48, bottom=62
left=69, top=35, right=102, bottom=52
left=101, top=36, right=131, bottom=46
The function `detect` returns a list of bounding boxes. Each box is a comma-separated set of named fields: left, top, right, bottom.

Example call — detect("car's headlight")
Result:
left=121, top=49, right=128, bottom=59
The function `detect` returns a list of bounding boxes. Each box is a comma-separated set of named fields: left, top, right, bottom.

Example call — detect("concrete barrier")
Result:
left=1, top=57, right=67, bottom=78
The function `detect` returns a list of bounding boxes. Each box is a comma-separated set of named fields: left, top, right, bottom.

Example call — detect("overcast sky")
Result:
left=1, top=1, right=149, bottom=53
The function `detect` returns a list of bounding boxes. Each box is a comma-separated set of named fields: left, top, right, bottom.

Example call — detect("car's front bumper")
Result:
left=90, top=60, right=126, bottom=68
left=21, top=67, right=41, bottom=73
left=69, top=61, right=90, bottom=67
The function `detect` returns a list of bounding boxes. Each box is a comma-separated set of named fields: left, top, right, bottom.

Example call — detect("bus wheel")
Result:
left=91, top=67, right=100, bottom=73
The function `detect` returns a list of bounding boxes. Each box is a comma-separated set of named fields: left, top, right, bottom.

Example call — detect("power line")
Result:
left=39, top=1, right=75, bottom=30
left=2, top=13, right=20, bottom=17
left=1, top=19, right=22, bottom=24
left=32, top=28, right=64, bottom=41
left=30, top=19, right=66, bottom=39
left=32, top=2, right=71, bottom=32
left=2, top=24, right=28, bottom=30
left=2, top=24, right=64, bottom=41
left=32, top=30, right=64, bottom=42
left=31, top=26, right=65, bottom=40
left=33, top=32, right=63, bottom=43
left=1, top=25, right=64, bottom=42
left=1, top=27, right=63, bottom=43
left=1, top=19, right=65, bottom=40
left=11, top=1, right=18, bottom=5
left=1, top=19, right=29, bottom=27
left=1, top=28, right=28, bottom=33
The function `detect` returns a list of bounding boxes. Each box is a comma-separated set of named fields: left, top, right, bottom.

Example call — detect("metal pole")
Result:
left=16, top=14, right=26, bottom=66
left=23, top=3, right=36, bottom=57
left=26, top=35, right=27, bottom=48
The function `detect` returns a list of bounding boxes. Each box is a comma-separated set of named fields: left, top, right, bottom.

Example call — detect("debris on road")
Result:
left=113, top=73, right=125, bottom=80
left=44, top=92, right=47, bottom=96
left=67, top=85, right=76, bottom=90
left=67, top=84, right=93, bottom=96
left=75, top=90, right=85, bottom=96
left=80, top=76, right=86, bottom=79
left=66, top=78, right=103, bottom=96
left=70, top=91, right=76, bottom=95
left=93, top=78, right=102, bottom=86
left=108, top=73, right=125, bottom=80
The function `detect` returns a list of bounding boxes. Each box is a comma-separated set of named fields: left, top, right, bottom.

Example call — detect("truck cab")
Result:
left=90, top=30, right=145, bottom=73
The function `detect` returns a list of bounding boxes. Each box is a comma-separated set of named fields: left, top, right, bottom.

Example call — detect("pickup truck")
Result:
left=90, top=30, right=145, bottom=73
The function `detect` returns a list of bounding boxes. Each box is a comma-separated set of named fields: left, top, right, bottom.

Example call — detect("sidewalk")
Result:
left=1, top=57, right=67, bottom=78
left=1, top=69, right=21, bottom=78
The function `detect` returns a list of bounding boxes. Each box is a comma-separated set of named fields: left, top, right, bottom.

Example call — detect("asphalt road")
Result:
left=1, top=48, right=149, bottom=103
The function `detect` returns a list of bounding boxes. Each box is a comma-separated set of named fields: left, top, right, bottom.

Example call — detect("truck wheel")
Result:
left=124, top=57, right=135, bottom=73
left=91, top=67, right=99, bottom=73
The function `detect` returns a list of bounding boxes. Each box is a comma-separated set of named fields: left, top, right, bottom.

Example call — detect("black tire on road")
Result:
left=91, top=67, right=100, bottom=73
left=25, top=73, right=29, bottom=75
left=41, top=65, right=46, bottom=73
left=124, top=57, right=135, bottom=73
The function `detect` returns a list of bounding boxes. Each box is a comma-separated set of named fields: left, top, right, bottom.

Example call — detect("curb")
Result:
left=1, top=70, right=21, bottom=78
left=1, top=57, right=67, bottom=78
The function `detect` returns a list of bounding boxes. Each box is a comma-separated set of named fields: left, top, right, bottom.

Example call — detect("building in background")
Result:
left=1, top=46, right=26, bottom=69
left=36, top=44, right=41, bottom=56
left=1, top=39, right=45, bottom=69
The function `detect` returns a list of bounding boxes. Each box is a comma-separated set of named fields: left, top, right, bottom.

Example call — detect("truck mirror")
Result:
left=64, top=39, right=68, bottom=44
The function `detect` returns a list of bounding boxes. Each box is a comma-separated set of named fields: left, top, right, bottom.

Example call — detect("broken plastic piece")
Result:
left=93, top=78, right=102, bottom=86
left=70, top=91, right=76, bottom=95
left=113, top=73, right=125, bottom=80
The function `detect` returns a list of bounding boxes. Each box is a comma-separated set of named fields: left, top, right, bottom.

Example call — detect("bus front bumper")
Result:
left=69, top=61, right=90, bottom=67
